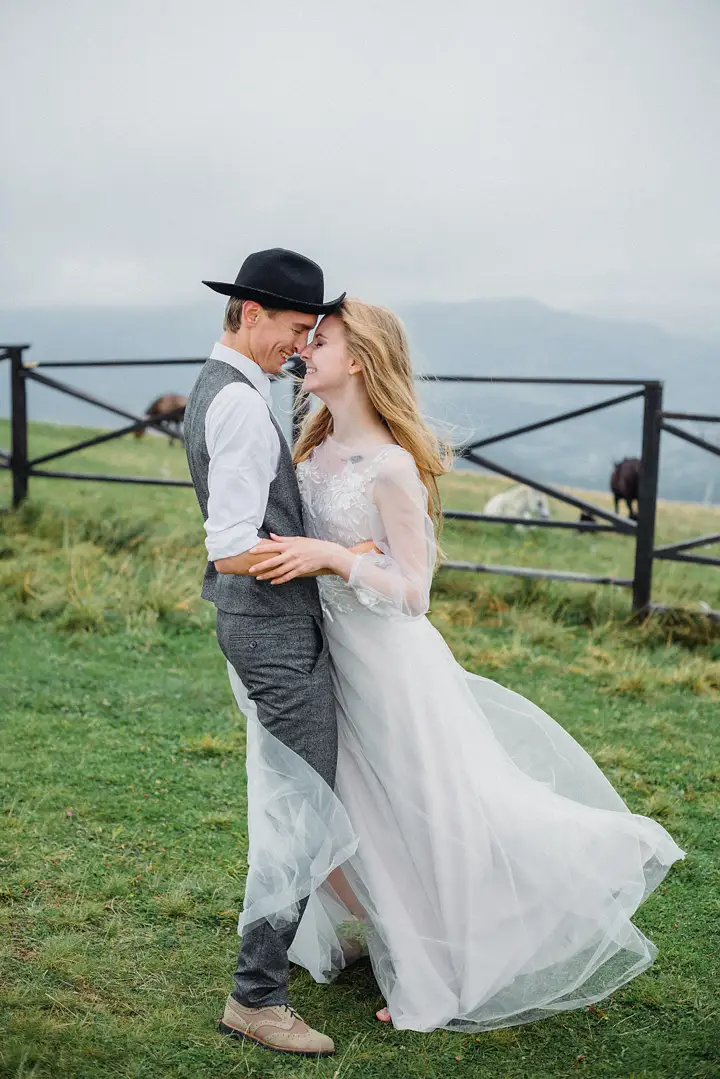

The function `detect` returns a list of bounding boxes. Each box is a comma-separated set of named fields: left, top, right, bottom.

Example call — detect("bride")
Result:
left=230, top=298, right=684, bottom=1034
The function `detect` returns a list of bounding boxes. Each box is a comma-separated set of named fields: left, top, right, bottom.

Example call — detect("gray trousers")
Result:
left=215, top=611, right=338, bottom=1008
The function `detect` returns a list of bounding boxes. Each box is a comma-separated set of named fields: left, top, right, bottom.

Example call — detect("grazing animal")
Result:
left=483, top=485, right=551, bottom=529
left=135, top=393, right=188, bottom=443
left=610, top=457, right=641, bottom=520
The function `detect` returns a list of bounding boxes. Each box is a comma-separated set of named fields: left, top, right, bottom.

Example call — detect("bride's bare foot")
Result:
left=376, top=1007, right=391, bottom=1023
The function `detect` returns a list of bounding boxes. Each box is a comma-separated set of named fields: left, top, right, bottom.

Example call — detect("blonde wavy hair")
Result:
left=293, top=299, right=453, bottom=533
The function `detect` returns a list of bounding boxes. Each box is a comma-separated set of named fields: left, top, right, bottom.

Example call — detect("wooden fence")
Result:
left=2, top=344, right=718, bottom=615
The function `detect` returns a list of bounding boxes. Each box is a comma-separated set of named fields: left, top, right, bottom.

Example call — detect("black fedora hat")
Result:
left=202, top=248, right=345, bottom=315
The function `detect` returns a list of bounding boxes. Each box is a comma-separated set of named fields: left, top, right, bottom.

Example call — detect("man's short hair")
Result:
left=223, top=297, right=281, bottom=332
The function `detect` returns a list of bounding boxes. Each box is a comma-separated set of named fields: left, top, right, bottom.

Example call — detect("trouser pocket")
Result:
left=216, top=612, right=326, bottom=680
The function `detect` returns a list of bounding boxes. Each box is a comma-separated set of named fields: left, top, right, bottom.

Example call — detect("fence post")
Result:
left=9, top=346, right=31, bottom=507
left=632, top=381, right=663, bottom=612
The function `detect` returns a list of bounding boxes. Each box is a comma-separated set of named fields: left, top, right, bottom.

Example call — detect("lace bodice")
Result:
left=296, top=438, right=436, bottom=619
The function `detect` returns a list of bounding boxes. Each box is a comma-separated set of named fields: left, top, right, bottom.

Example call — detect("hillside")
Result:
left=1, top=419, right=718, bottom=619
left=1, top=419, right=718, bottom=1079
left=2, top=298, right=718, bottom=501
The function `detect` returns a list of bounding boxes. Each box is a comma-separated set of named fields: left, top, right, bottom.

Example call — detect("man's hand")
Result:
left=350, top=540, right=380, bottom=557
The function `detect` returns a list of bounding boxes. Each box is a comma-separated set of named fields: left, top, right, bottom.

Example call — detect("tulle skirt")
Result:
left=228, top=608, right=684, bottom=1033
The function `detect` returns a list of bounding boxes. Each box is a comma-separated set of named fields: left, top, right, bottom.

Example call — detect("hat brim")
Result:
left=202, top=280, right=346, bottom=315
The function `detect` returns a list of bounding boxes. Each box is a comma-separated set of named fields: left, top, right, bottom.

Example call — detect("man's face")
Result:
left=249, top=306, right=317, bottom=375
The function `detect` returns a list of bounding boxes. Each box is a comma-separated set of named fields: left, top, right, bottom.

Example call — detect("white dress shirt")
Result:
left=203, top=342, right=281, bottom=561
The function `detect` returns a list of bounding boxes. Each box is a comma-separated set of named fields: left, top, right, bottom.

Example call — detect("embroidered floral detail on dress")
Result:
left=297, top=446, right=401, bottom=618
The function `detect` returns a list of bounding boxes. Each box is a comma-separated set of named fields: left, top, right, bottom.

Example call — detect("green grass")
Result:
left=1, top=420, right=719, bottom=1079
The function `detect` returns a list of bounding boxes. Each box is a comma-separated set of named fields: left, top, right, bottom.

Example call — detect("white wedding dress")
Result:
left=227, top=436, right=685, bottom=1033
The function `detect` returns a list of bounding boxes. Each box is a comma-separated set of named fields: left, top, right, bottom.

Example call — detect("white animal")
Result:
left=483, top=485, right=551, bottom=529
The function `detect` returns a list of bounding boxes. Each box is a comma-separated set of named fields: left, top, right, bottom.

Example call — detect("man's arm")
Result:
left=204, top=383, right=279, bottom=565
left=214, top=549, right=270, bottom=576
left=215, top=539, right=379, bottom=576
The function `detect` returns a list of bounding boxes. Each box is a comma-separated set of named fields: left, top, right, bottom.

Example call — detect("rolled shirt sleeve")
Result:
left=203, top=382, right=281, bottom=561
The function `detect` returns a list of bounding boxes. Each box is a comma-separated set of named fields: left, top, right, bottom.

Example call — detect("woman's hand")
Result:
left=249, top=534, right=355, bottom=584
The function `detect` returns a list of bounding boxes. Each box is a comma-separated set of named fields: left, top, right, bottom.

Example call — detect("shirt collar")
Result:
left=209, top=342, right=272, bottom=402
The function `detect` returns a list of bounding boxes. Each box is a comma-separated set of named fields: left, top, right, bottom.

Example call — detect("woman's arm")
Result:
left=346, top=456, right=435, bottom=617
left=247, top=452, right=436, bottom=617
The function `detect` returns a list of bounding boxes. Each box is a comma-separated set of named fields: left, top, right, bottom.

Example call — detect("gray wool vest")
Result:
left=184, top=358, right=322, bottom=618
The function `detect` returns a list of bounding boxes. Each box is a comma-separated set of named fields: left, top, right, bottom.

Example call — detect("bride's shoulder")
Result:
left=375, top=442, right=413, bottom=462
left=371, top=444, right=420, bottom=482
left=368, top=441, right=407, bottom=462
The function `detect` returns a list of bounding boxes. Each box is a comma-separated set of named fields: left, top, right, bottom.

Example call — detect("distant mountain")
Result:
left=1, top=299, right=718, bottom=501
left=403, top=298, right=720, bottom=502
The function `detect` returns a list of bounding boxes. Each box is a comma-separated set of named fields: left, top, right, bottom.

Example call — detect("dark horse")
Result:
left=611, top=457, right=641, bottom=520
left=134, top=393, right=188, bottom=443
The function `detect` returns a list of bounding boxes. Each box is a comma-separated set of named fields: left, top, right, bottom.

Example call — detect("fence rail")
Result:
left=2, top=344, right=718, bottom=615
left=653, top=410, right=720, bottom=574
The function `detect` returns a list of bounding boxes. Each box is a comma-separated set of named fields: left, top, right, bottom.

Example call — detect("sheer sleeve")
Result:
left=347, top=449, right=436, bottom=618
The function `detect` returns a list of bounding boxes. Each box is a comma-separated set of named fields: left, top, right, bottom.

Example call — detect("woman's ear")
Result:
left=348, top=356, right=363, bottom=376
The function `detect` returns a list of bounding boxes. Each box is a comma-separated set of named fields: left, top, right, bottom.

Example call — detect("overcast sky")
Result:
left=2, top=0, right=719, bottom=331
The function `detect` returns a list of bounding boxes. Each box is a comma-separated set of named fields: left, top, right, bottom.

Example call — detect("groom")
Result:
left=184, top=249, right=346, bottom=1057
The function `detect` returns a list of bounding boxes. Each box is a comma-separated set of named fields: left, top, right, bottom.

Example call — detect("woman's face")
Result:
left=300, top=314, right=356, bottom=397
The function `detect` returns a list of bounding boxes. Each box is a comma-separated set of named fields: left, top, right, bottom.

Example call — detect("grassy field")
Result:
left=1, top=420, right=719, bottom=1079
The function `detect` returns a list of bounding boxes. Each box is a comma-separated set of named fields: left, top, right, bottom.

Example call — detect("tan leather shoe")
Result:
left=217, top=994, right=335, bottom=1056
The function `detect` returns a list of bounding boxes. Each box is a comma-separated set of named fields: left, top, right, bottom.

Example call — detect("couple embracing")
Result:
left=185, top=248, right=683, bottom=1058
